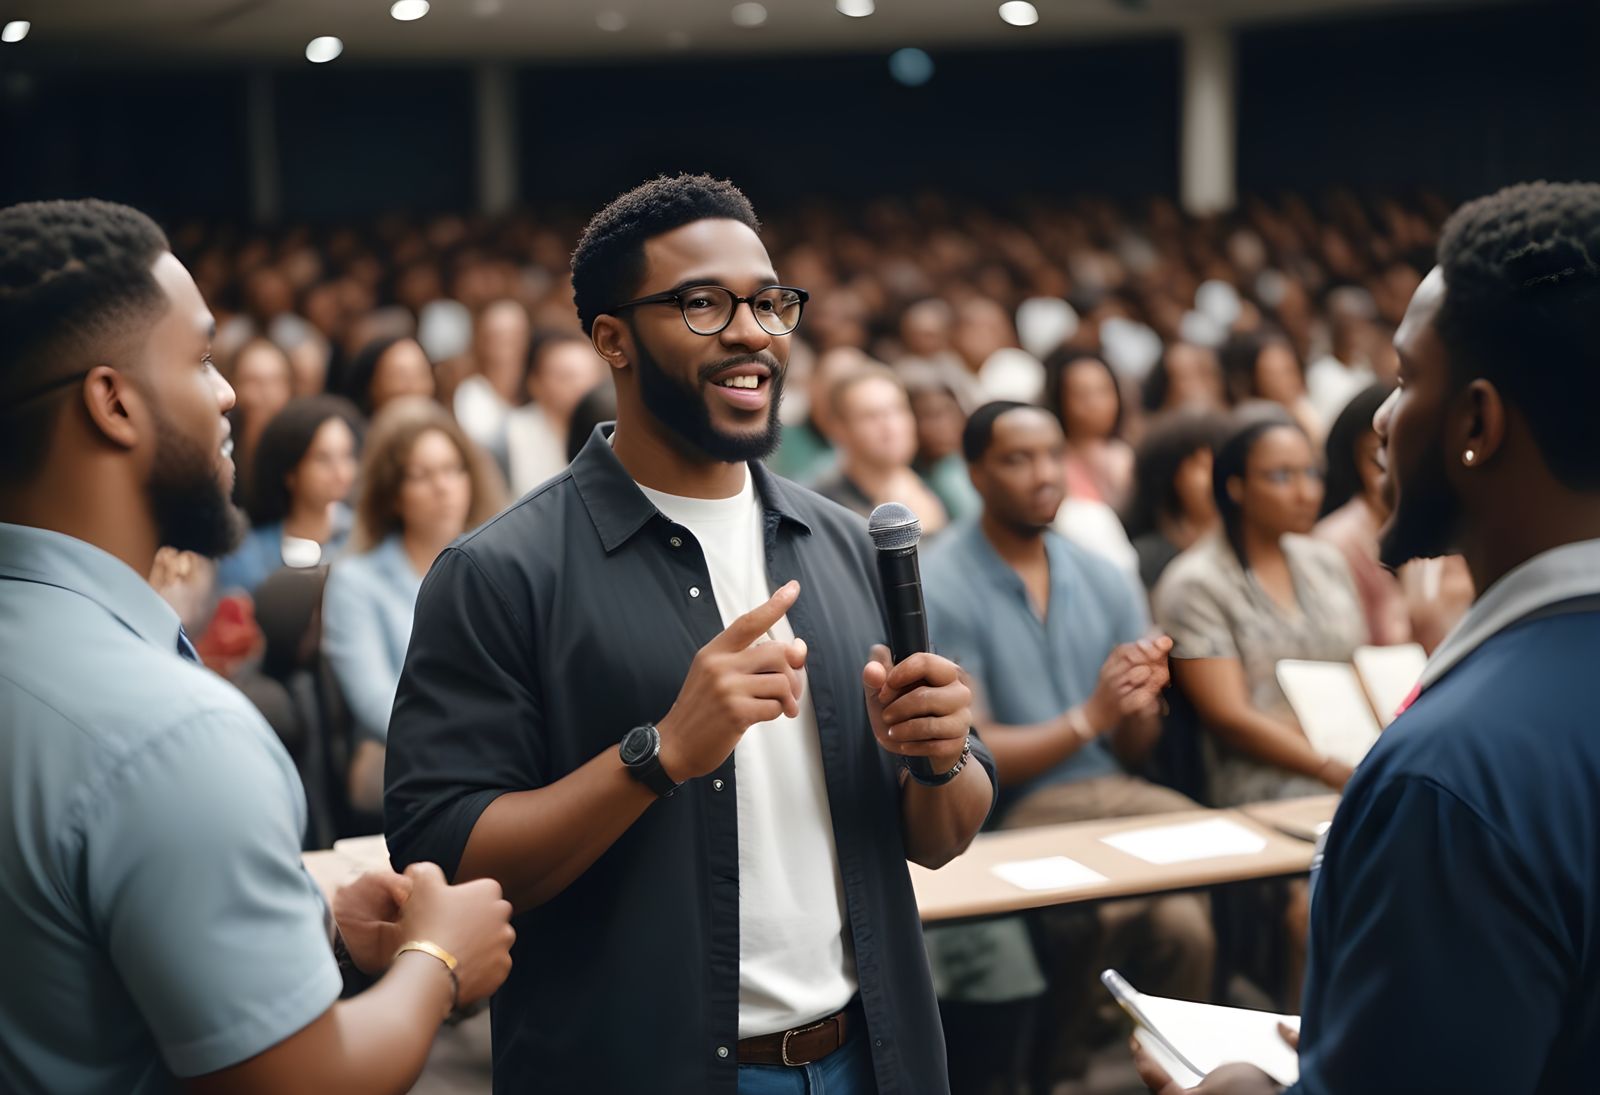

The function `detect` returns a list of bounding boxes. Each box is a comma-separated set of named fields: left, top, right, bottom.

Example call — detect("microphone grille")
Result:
left=868, top=502, right=922, bottom=551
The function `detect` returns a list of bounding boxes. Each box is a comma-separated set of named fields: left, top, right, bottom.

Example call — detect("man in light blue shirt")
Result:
left=0, top=199, right=514, bottom=1094
left=922, top=402, right=1208, bottom=1084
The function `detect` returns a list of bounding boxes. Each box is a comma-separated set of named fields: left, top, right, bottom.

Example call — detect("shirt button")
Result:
left=716, top=1046, right=729, bottom=1059
left=669, top=536, right=683, bottom=548
left=713, top=779, right=724, bottom=791
left=689, top=586, right=701, bottom=598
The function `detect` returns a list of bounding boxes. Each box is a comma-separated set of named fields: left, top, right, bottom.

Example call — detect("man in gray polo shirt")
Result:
left=0, top=199, right=514, bottom=1093
left=923, top=401, right=1212, bottom=1083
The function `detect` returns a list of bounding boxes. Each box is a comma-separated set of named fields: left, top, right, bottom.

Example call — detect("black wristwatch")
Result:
left=620, top=724, right=680, bottom=798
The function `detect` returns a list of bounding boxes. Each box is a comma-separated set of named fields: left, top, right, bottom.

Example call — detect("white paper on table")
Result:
left=1100, top=817, right=1268, bottom=865
left=1353, top=643, right=1426, bottom=727
left=990, top=855, right=1108, bottom=892
left=1277, top=659, right=1383, bottom=767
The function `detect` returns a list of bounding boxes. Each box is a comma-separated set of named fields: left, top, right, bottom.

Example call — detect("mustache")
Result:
left=697, top=353, right=784, bottom=385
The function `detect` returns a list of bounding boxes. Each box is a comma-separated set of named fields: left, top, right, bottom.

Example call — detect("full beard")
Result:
left=633, top=336, right=785, bottom=465
left=148, top=410, right=246, bottom=560
left=1378, top=444, right=1460, bottom=570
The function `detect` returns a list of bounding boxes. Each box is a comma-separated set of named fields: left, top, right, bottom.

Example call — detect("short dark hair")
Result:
left=248, top=395, right=365, bottom=527
left=1219, top=329, right=1298, bottom=405
left=0, top=199, right=171, bottom=479
left=962, top=400, right=1045, bottom=465
left=570, top=174, right=760, bottom=336
left=1041, top=348, right=1124, bottom=440
left=1212, top=405, right=1303, bottom=565
left=338, top=335, right=411, bottom=417
left=1319, top=384, right=1393, bottom=518
left=1126, top=408, right=1226, bottom=539
left=1435, top=181, right=1600, bottom=490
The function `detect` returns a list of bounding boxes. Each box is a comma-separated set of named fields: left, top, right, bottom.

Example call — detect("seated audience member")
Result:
left=1221, top=331, right=1324, bottom=444
left=1042, top=348, right=1135, bottom=511
left=924, top=401, right=1208, bottom=1077
left=1153, top=410, right=1365, bottom=806
left=505, top=330, right=609, bottom=495
left=1143, top=341, right=1226, bottom=415
left=221, top=337, right=294, bottom=506
left=902, top=362, right=981, bottom=522
left=1314, top=383, right=1471, bottom=651
left=767, top=345, right=864, bottom=483
left=323, top=398, right=505, bottom=813
left=453, top=298, right=531, bottom=470
left=565, top=378, right=619, bottom=464
left=338, top=335, right=436, bottom=418
left=811, top=363, right=949, bottom=535
left=217, top=395, right=362, bottom=595
left=0, top=197, right=514, bottom=1095
left=1138, top=179, right=1600, bottom=1095
left=1126, top=410, right=1225, bottom=592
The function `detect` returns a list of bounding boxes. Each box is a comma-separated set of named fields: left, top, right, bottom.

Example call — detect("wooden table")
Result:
left=1239, top=794, right=1341, bottom=843
left=911, top=807, right=1316, bottom=924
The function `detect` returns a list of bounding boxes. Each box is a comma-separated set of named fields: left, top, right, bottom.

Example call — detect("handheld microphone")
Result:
left=867, top=502, right=935, bottom=780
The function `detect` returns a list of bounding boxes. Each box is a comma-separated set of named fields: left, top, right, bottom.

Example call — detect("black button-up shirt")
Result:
left=384, top=425, right=995, bottom=1094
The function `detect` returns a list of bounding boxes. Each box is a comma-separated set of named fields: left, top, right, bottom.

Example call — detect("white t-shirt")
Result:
left=636, top=468, right=858, bottom=1038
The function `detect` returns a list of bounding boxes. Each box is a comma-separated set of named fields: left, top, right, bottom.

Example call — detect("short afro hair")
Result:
left=570, top=174, right=760, bottom=336
left=962, top=400, right=1051, bottom=465
left=1435, top=181, right=1600, bottom=491
left=0, top=199, right=171, bottom=479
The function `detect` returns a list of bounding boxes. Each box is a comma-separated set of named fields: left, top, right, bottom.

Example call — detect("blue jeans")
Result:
left=736, top=1028, right=877, bottom=1095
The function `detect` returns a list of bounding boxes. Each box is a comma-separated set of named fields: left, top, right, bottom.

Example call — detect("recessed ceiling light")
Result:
left=998, top=1, right=1039, bottom=27
left=472, top=0, right=503, bottom=16
left=390, top=0, right=429, bottom=21
left=1, top=20, right=29, bottom=43
left=305, top=36, right=344, bottom=63
left=596, top=10, right=627, bottom=32
left=889, top=48, right=934, bottom=86
left=836, top=0, right=874, bottom=16
left=731, top=2, right=768, bottom=28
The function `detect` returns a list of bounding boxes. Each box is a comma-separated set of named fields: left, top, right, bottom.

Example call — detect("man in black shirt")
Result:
left=384, top=175, right=996, bottom=1094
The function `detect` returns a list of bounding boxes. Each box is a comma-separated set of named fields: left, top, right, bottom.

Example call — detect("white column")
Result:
left=475, top=64, right=519, bottom=217
left=246, top=71, right=281, bottom=224
left=1180, top=25, right=1236, bottom=216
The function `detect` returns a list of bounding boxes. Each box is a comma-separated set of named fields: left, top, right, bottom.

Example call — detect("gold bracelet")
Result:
left=394, top=939, right=460, bottom=1012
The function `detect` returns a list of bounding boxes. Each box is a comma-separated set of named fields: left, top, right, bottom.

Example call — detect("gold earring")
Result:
left=1463, top=449, right=1477, bottom=466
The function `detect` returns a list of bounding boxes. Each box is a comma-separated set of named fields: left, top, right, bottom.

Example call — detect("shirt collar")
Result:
left=0, top=522, right=183, bottom=653
left=569, top=423, right=812, bottom=554
left=1419, top=537, right=1600, bottom=690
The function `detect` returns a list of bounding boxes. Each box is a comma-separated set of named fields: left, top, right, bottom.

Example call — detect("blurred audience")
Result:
left=1043, top=348, right=1135, bottom=511
left=1221, top=331, right=1325, bottom=444
left=221, top=337, right=295, bottom=505
left=1126, top=409, right=1225, bottom=592
left=338, top=335, right=436, bottom=418
left=902, top=363, right=982, bottom=522
left=1154, top=410, right=1366, bottom=806
left=812, top=364, right=948, bottom=535
left=217, top=395, right=363, bottom=594
left=506, top=331, right=610, bottom=496
left=1142, top=341, right=1225, bottom=416
left=322, top=398, right=504, bottom=814
left=454, top=298, right=532, bottom=470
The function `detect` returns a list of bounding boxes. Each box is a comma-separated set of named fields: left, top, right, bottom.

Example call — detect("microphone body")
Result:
left=868, top=503, right=936, bottom=780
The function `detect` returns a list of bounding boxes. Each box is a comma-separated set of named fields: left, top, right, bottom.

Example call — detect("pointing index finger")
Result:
left=713, top=580, right=799, bottom=651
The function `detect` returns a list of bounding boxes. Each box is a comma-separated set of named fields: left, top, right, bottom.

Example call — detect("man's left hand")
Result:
left=332, top=868, right=414, bottom=975
left=1131, top=1039, right=1286, bottom=1095
left=862, top=645, right=972, bottom=774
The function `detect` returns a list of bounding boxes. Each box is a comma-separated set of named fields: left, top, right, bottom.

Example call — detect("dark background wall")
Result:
left=0, top=1, right=1592, bottom=222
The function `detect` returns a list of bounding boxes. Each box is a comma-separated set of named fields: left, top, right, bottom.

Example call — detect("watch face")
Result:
left=620, top=725, right=655, bottom=766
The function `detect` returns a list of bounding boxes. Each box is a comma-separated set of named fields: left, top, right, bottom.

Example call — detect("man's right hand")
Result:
left=394, top=862, right=515, bottom=1007
left=1084, top=635, right=1174, bottom=731
left=656, top=580, right=807, bottom=781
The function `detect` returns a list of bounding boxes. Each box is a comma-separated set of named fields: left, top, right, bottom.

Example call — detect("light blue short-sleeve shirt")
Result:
left=0, top=524, right=341, bottom=1093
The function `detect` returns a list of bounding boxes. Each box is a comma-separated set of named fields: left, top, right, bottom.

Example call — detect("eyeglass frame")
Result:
left=602, top=283, right=810, bottom=337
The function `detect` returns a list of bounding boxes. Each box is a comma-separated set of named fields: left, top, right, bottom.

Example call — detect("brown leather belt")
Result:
left=736, top=1004, right=855, bottom=1066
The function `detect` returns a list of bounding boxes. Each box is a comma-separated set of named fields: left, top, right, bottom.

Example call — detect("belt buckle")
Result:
left=780, top=1018, right=830, bottom=1067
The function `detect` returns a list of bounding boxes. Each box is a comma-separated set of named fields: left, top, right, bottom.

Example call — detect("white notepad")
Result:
left=990, top=855, right=1107, bottom=892
left=1277, top=659, right=1383, bottom=767
left=1353, top=643, right=1426, bottom=726
left=1103, top=969, right=1301, bottom=1088
left=1100, top=817, right=1268, bottom=865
